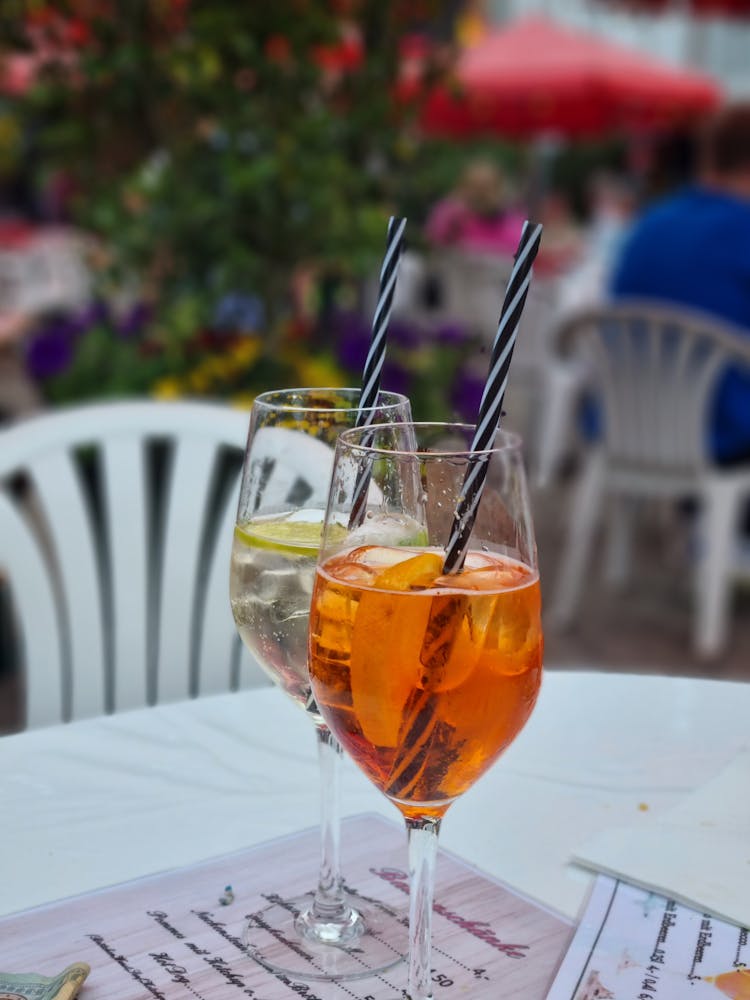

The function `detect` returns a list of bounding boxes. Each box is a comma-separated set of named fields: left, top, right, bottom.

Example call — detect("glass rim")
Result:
left=336, top=421, right=523, bottom=460
left=252, top=386, right=409, bottom=415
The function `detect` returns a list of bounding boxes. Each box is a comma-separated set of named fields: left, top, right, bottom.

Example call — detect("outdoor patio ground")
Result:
left=534, top=474, right=750, bottom=682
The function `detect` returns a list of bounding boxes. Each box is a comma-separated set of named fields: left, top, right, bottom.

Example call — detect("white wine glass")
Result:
left=309, top=421, right=543, bottom=999
left=230, top=387, right=412, bottom=981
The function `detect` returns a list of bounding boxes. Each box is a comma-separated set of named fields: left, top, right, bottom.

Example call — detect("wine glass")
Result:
left=309, top=421, right=543, bottom=1000
left=230, top=387, right=412, bottom=981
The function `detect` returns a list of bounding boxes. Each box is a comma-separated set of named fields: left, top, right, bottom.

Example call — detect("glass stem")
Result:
left=311, top=724, right=349, bottom=922
left=405, top=815, right=442, bottom=1000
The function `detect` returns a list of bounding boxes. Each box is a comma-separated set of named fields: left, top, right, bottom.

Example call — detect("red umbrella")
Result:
left=595, top=0, right=750, bottom=14
left=411, top=15, right=722, bottom=138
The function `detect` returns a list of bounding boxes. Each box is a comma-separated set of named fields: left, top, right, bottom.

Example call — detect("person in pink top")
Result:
left=425, top=159, right=525, bottom=256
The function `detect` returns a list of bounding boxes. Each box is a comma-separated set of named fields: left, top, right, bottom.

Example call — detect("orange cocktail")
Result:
left=311, top=419, right=542, bottom=1000
left=309, top=544, right=542, bottom=817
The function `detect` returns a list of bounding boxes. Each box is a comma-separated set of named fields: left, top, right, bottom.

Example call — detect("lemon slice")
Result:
left=235, top=516, right=345, bottom=556
left=236, top=513, right=427, bottom=559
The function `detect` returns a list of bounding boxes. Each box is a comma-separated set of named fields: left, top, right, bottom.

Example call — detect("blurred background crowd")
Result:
left=1, top=0, right=749, bottom=716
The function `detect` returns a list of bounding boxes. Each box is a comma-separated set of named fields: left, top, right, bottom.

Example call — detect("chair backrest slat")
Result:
left=665, top=324, right=695, bottom=466
left=0, top=494, right=64, bottom=727
left=690, top=344, right=725, bottom=466
left=197, top=464, right=243, bottom=696
left=156, top=437, right=217, bottom=704
left=101, top=435, right=149, bottom=712
left=30, top=449, right=106, bottom=720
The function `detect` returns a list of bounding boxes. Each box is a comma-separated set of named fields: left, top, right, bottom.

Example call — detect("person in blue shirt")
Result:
left=612, top=105, right=750, bottom=466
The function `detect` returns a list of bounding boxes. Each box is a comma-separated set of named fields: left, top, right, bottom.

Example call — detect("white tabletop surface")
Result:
left=1, top=670, right=748, bottom=923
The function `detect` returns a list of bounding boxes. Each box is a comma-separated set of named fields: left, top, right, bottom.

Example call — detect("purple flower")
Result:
left=25, top=327, right=75, bottom=379
left=436, top=322, right=469, bottom=346
left=381, top=359, right=411, bottom=397
left=388, top=318, right=422, bottom=350
left=451, top=369, right=485, bottom=422
left=115, top=302, right=152, bottom=338
left=78, top=300, right=110, bottom=329
left=333, top=311, right=370, bottom=372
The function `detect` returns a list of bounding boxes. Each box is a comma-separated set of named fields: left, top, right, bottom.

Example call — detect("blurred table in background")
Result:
left=1, top=670, right=747, bottom=922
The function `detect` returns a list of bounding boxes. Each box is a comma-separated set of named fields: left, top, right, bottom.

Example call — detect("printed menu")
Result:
left=0, top=814, right=572, bottom=999
left=547, top=875, right=750, bottom=1000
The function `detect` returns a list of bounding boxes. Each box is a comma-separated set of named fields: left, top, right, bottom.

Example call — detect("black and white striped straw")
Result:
left=442, top=220, right=544, bottom=574
left=357, top=215, right=407, bottom=422
left=348, top=215, right=407, bottom=528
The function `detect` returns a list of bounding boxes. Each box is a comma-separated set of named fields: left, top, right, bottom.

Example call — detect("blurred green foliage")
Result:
left=1, top=2, right=627, bottom=409
left=0, top=1, right=440, bottom=333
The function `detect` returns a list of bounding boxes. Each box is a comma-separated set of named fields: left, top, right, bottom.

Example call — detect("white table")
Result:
left=1, top=670, right=747, bottom=922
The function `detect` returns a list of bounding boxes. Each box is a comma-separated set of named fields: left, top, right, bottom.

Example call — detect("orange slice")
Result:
left=373, top=552, right=443, bottom=591
left=418, top=594, right=478, bottom=692
left=349, top=587, right=431, bottom=747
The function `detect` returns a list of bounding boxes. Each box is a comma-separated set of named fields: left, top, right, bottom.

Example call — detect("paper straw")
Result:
left=442, top=220, right=543, bottom=574
left=348, top=215, right=407, bottom=528
left=356, top=215, right=407, bottom=424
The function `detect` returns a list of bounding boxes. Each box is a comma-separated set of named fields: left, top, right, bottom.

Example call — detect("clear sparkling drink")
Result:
left=230, top=512, right=322, bottom=721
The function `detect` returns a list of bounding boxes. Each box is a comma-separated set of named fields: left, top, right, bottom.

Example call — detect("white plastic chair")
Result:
left=532, top=355, right=587, bottom=488
left=371, top=248, right=515, bottom=335
left=548, top=301, right=750, bottom=658
left=436, top=249, right=513, bottom=332
left=0, top=400, right=268, bottom=729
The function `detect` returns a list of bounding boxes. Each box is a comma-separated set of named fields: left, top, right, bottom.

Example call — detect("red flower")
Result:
left=65, top=18, right=91, bottom=47
left=265, top=35, right=292, bottom=64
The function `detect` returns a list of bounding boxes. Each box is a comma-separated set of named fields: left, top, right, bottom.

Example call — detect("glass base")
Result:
left=242, top=888, right=407, bottom=981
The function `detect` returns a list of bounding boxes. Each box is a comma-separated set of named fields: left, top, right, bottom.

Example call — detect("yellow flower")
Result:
left=212, top=356, right=238, bottom=378
left=152, top=378, right=183, bottom=400
left=294, top=356, right=346, bottom=388
left=187, top=370, right=212, bottom=392
left=231, top=338, right=263, bottom=367
left=195, top=358, right=220, bottom=379
left=231, top=393, right=256, bottom=410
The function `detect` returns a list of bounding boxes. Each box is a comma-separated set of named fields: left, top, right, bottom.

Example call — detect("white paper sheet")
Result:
left=546, top=875, right=750, bottom=1000
left=572, top=749, right=750, bottom=930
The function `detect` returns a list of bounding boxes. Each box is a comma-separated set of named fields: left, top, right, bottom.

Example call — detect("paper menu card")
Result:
left=546, top=874, right=750, bottom=1000
left=0, top=814, right=573, bottom=999
left=572, top=749, right=750, bottom=930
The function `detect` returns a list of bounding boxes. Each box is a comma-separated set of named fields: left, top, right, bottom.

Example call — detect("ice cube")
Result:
left=349, top=545, right=405, bottom=569
left=463, top=551, right=496, bottom=571
left=348, top=513, right=427, bottom=549
left=330, top=561, right=378, bottom=586
left=255, top=566, right=298, bottom=604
